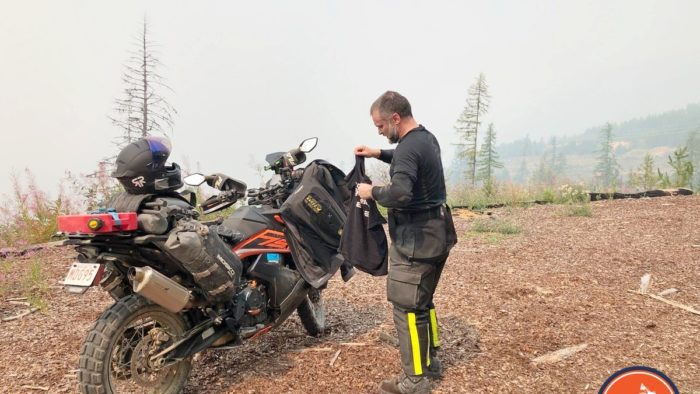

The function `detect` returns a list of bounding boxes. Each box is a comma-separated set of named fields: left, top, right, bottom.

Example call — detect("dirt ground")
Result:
left=1, top=195, right=699, bottom=393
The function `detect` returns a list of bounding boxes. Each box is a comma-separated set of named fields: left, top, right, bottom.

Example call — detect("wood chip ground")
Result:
left=1, top=196, right=698, bottom=393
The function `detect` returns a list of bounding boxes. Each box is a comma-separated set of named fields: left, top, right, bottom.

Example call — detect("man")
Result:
left=355, top=91, right=457, bottom=394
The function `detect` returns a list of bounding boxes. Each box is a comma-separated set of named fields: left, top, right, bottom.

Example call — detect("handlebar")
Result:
left=195, top=138, right=316, bottom=210
left=247, top=183, right=285, bottom=206
left=247, top=166, right=305, bottom=206
left=201, top=189, right=241, bottom=214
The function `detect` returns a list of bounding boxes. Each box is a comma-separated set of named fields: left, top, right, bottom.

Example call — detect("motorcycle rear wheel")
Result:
left=78, top=295, right=192, bottom=394
left=297, top=289, right=326, bottom=336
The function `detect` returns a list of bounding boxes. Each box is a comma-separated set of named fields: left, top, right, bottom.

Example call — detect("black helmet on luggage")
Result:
left=111, top=136, right=183, bottom=194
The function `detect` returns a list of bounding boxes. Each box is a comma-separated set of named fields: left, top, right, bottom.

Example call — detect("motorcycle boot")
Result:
left=379, top=371, right=430, bottom=394
left=424, top=352, right=442, bottom=379
left=425, top=306, right=442, bottom=379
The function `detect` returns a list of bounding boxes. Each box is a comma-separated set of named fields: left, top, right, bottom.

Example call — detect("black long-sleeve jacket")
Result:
left=369, top=125, right=457, bottom=262
left=371, top=125, right=447, bottom=211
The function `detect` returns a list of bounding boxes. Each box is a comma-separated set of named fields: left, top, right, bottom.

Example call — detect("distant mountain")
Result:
left=498, top=103, right=700, bottom=158
left=448, top=103, right=700, bottom=186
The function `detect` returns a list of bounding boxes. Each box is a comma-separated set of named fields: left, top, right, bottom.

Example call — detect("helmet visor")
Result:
left=145, top=136, right=172, bottom=170
left=146, top=136, right=172, bottom=158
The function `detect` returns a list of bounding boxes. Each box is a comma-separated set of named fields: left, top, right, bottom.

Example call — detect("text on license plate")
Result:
left=64, top=262, right=102, bottom=287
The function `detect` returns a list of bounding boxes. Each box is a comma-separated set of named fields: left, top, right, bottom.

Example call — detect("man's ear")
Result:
left=391, top=112, right=401, bottom=125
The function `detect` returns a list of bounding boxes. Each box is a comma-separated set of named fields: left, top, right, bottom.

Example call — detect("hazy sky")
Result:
left=1, top=1, right=699, bottom=197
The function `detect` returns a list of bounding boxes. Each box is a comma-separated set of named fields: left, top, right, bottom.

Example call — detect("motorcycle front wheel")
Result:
left=296, top=288, right=326, bottom=336
left=78, top=295, right=192, bottom=394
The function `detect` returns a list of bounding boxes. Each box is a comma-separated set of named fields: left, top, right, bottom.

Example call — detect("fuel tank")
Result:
left=219, top=206, right=289, bottom=258
left=220, top=205, right=283, bottom=240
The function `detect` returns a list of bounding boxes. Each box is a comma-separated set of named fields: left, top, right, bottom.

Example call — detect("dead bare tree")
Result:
left=110, top=18, right=177, bottom=148
left=455, top=73, right=490, bottom=186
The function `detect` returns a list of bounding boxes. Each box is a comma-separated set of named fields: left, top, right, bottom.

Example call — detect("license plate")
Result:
left=63, top=262, right=102, bottom=287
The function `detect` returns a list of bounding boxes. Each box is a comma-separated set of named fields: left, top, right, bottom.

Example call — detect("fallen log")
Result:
left=628, top=290, right=700, bottom=316
left=453, top=188, right=693, bottom=211
left=657, top=288, right=679, bottom=297
left=339, top=342, right=369, bottom=347
left=531, top=343, right=588, bottom=365
left=1, top=307, right=39, bottom=322
left=589, top=188, right=693, bottom=201
left=290, top=347, right=335, bottom=353
left=20, top=386, right=49, bottom=391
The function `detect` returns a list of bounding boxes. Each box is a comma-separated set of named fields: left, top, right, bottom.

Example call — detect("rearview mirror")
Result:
left=183, top=173, right=206, bottom=186
left=299, top=137, right=318, bottom=153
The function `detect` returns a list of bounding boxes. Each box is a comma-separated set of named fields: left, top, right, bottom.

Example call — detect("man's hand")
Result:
left=357, top=183, right=374, bottom=200
left=354, top=145, right=380, bottom=158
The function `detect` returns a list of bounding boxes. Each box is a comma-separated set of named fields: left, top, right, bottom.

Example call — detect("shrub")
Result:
left=498, top=183, right=534, bottom=207
left=556, top=183, right=590, bottom=204
left=448, top=185, right=491, bottom=210
left=536, top=187, right=556, bottom=204
left=552, top=183, right=592, bottom=217
left=470, top=218, right=521, bottom=235
left=448, top=182, right=532, bottom=210
left=0, top=170, right=81, bottom=247
left=22, top=258, right=48, bottom=310
left=560, top=204, right=593, bottom=217
left=64, top=162, right=122, bottom=211
left=0, top=259, right=12, bottom=298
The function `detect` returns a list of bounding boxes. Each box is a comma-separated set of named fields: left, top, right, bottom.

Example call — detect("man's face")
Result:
left=372, top=110, right=400, bottom=144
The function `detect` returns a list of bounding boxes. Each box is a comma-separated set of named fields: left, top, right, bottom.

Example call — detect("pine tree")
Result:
left=530, top=137, right=566, bottom=186
left=687, top=128, right=700, bottom=189
left=549, top=136, right=567, bottom=176
left=593, top=123, right=620, bottom=190
left=110, top=18, right=177, bottom=148
left=531, top=152, right=553, bottom=186
left=455, top=73, right=490, bottom=185
left=629, top=153, right=658, bottom=191
left=658, top=146, right=694, bottom=188
left=516, top=160, right=529, bottom=184
left=514, top=134, right=531, bottom=184
left=476, top=123, right=503, bottom=182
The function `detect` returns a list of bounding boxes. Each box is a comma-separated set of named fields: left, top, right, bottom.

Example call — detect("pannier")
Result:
left=280, top=160, right=351, bottom=288
left=163, top=218, right=243, bottom=302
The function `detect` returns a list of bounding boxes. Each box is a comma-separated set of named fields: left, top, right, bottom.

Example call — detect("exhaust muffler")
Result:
left=129, top=267, right=192, bottom=313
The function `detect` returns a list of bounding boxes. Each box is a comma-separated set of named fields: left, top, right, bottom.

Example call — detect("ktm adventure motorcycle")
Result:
left=58, top=137, right=348, bottom=393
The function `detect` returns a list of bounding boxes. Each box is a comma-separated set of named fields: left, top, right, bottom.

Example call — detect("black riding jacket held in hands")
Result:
left=371, top=125, right=447, bottom=211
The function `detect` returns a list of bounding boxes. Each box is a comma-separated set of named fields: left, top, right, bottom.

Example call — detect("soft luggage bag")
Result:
left=280, top=160, right=348, bottom=287
left=163, top=218, right=242, bottom=302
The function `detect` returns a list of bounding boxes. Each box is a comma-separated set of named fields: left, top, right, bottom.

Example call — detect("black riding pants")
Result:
left=386, top=246, right=446, bottom=377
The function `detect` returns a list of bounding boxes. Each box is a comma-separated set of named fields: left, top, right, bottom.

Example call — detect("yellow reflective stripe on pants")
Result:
left=407, top=312, right=422, bottom=375
left=426, top=325, right=431, bottom=367
left=429, top=308, right=440, bottom=348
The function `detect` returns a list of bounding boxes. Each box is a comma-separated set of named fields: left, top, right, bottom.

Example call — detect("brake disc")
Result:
left=129, top=328, right=172, bottom=387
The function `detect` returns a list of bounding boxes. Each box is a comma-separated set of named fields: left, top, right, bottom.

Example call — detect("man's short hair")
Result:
left=370, top=91, right=413, bottom=119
